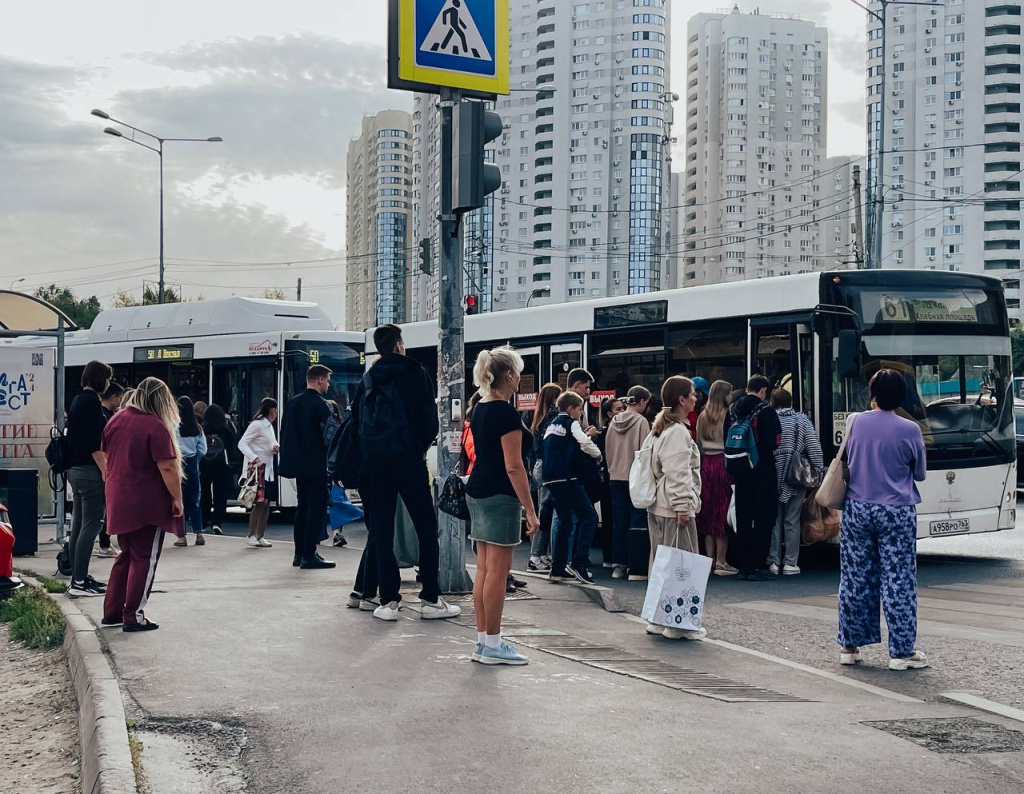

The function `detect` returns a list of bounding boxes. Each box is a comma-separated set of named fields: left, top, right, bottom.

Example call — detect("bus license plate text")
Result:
left=929, top=518, right=970, bottom=536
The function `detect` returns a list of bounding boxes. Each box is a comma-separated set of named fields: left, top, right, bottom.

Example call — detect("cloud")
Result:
left=0, top=32, right=414, bottom=323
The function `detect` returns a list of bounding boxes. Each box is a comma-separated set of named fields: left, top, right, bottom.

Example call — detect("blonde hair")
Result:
left=473, top=346, right=524, bottom=398
left=652, top=376, right=694, bottom=437
left=123, top=377, right=183, bottom=476
left=697, top=380, right=731, bottom=445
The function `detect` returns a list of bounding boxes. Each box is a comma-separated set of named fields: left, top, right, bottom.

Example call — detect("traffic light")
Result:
left=452, top=100, right=503, bottom=214
left=418, top=238, right=432, bottom=275
left=465, top=294, right=479, bottom=315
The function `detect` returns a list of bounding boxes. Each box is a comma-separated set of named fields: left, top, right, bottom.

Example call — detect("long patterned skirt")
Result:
left=696, top=453, right=732, bottom=539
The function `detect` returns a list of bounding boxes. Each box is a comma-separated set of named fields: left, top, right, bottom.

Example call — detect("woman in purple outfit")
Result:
left=837, top=368, right=928, bottom=671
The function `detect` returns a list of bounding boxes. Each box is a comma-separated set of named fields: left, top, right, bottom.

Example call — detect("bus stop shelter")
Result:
left=0, top=290, right=76, bottom=542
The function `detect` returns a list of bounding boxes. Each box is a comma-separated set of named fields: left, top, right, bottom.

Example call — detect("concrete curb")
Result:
left=22, top=575, right=138, bottom=794
left=511, top=567, right=626, bottom=612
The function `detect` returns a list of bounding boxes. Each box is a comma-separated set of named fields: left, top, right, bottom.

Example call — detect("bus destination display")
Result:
left=133, top=344, right=195, bottom=362
left=594, top=300, right=668, bottom=329
left=875, top=294, right=980, bottom=324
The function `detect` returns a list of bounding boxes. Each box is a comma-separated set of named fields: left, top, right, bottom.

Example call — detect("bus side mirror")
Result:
left=837, top=329, right=861, bottom=379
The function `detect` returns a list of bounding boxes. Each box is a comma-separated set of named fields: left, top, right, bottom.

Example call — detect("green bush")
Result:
left=15, top=569, right=67, bottom=593
left=0, top=586, right=66, bottom=650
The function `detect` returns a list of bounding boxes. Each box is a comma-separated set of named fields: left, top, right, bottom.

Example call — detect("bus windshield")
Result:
left=841, top=346, right=1014, bottom=467
left=284, top=340, right=364, bottom=412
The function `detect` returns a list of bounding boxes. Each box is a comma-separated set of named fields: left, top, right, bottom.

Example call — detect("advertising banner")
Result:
left=0, top=348, right=55, bottom=514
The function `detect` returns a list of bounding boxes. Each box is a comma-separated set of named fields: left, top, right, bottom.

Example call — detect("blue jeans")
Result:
left=182, top=455, right=204, bottom=536
left=548, top=481, right=598, bottom=572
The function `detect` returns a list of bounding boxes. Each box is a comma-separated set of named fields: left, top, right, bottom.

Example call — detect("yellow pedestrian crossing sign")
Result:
left=388, top=0, right=509, bottom=97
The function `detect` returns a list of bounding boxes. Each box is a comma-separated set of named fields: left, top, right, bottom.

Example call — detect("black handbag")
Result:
left=438, top=472, right=470, bottom=520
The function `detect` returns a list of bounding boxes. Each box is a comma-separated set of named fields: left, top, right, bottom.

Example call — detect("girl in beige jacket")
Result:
left=645, top=376, right=705, bottom=640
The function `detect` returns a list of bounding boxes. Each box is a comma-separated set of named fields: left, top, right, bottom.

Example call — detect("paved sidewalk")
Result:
left=20, top=531, right=1024, bottom=794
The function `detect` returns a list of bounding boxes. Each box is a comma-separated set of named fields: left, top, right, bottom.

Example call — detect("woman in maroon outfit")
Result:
left=101, top=378, right=185, bottom=632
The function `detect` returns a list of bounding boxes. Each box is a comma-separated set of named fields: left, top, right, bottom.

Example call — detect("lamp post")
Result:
left=526, top=287, right=550, bottom=307
left=91, top=109, right=222, bottom=303
left=8, top=278, right=25, bottom=291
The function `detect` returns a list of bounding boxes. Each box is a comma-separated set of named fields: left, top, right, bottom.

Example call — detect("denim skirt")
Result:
left=467, top=494, right=522, bottom=547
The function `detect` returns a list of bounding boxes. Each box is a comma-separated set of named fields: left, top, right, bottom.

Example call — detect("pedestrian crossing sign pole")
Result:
left=388, top=0, right=509, bottom=98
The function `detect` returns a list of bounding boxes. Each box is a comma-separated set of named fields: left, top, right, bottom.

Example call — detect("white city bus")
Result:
left=39, top=298, right=364, bottom=511
left=373, top=270, right=1016, bottom=540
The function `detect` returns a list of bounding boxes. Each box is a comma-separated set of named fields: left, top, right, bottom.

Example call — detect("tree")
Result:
left=33, top=285, right=103, bottom=328
left=110, top=290, right=140, bottom=308
left=261, top=288, right=287, bottom=300
left=1012, top=328, right=1024, bottom=377
left=142, top=285, right=180, bottom=305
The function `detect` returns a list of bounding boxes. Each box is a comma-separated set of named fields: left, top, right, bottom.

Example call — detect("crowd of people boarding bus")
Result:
left=58, top=328, right=929, bottom=671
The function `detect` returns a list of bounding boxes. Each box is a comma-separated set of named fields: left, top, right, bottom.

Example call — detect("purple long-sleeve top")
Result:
left=846, top=410, right=927, bottom=506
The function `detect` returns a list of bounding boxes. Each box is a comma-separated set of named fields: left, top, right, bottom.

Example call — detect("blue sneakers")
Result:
left=479, top=641, right=529, bottom=666
left=471, top=642, right=483, bottom=662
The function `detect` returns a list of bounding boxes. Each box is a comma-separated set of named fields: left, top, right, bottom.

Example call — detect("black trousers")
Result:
left=362, top=457, right=439, bottom=605
left=731, top=467, right=779, bottom=571
left=201, top=460, right=232, bottom=528
left=294, top=476, right=330, bottom=561
left=353, top=494, right=378, bottom=599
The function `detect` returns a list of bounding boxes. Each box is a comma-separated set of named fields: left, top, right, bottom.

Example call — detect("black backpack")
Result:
left=357, top=371, right=412, bottom=461
left=204, top=433, right=227, bottom=463
left=45, top=427, right=69, bottom=474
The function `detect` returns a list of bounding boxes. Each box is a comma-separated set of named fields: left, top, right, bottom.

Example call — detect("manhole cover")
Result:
left=864, top=717, right=1024, bottom=754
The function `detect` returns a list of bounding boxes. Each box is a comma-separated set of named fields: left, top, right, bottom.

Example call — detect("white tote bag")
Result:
left=628, top=434, right=657, bottom=509
left=640, top=544, right=714, bottom=630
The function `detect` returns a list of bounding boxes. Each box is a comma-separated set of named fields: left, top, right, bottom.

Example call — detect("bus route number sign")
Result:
left=832, top=412, right=850, bottom=447
left=133, top=345, right=194, bottom=363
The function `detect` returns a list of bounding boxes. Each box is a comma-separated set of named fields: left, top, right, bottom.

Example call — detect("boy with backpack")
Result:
left=725, top=375, right=782, bottom=581
left=541, top=391, right=603, bottom=584
left=348, top=324, right=461, bottom=622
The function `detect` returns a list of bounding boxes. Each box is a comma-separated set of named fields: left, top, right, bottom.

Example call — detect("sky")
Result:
left=0, top=0, right=869, bottom=327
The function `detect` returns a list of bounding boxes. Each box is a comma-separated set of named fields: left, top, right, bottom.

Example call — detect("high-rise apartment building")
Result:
left=411, top=0, right=675, bottom=319
left=345, top=110, right=413, bottom=331
left=684, top=9, right=833, bottom=286
left=866, top=0, right=1022, bottom=313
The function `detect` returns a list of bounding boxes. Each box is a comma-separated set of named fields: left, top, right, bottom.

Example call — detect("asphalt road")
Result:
left=216, top=501, right=1024, bottom=711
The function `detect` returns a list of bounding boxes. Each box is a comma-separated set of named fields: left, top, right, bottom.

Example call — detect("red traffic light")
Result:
left=465, top=294, right=479, bottom=315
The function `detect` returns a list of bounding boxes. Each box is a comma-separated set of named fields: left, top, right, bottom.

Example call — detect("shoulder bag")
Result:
left=628, top=433, right=657, bottom=510
left=815, top=413, right=858, bottom=510
left=786, top=417, right=819, bottom=490
left=438, top=472, right=470, bottom=520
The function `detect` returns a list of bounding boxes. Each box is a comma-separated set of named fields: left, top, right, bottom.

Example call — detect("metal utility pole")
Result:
left=296, top=277, right=303, bottom=301
left=853, top=165, right=866, bottom=268
left=91, top=109, right=222, bottom=303
left=436, top=87, right=473, bottom=593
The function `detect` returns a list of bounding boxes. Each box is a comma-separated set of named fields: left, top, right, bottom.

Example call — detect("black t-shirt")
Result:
left=67, top=390, right=106, bottom=469
left=465, top=400, right=531, bottom=499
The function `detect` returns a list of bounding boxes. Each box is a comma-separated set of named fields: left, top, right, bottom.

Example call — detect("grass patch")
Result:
left=15, top=568, right=67, bottom=593
left=128, top=730, right=145, bottom=790
left=0, top=585, right=66, bottom=650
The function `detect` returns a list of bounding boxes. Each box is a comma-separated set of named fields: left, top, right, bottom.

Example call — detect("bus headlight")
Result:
left=999, top=508, right=1016, bottom=529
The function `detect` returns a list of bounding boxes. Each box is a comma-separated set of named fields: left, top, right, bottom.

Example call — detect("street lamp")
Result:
left=91, top=109, right=222, bottom=303
left=526, top=287, right=550, bottom=307
left=8, top=278, right=25, bottom=291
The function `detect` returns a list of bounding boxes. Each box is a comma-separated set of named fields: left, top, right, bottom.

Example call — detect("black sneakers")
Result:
left=565, top=565, right=594, bottom=584
left=547, top=569, right=575, bottom=582
left=67, top=578, right=105, bottom=597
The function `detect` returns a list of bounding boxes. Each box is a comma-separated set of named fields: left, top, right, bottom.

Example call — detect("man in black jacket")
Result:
left=352, top=324, right=460, bottom=622
left=279, top=364, right=335, bottom=569
left=729, top=374, right=782, bottom=581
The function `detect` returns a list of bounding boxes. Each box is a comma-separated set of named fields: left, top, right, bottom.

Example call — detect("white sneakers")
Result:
left=257, top=538, right=272, bottom=547
left=767, top=563, right=780, bottom=575
left=888, top=651, right=929, bottom=671
left=372, top=598, right=463, bottom=621
left=373, top=602, right=402, bottom=621
left=420, top=597, right=462, bottom=620
left=646, top=622, right=706, bottom=641
left=245, top=536, right=260, bottom=548
left=782, top=564, right=801, bottom=576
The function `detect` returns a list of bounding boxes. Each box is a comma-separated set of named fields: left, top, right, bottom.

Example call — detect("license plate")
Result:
left=929, top=518, right=970, bottom=536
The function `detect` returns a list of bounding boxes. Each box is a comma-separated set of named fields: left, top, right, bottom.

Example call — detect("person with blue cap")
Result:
left=686, top=377, right=711, bottom=440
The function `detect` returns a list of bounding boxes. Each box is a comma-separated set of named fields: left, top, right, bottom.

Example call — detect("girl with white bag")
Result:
left=643, top=376, right=706, bottom=641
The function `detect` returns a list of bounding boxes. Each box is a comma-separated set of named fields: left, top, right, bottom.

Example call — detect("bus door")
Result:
left=515, top=346, right=543, bottom=416
left=212, top=358, right=279, bottom=484
left=750, top=317, right=814, bottom=418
